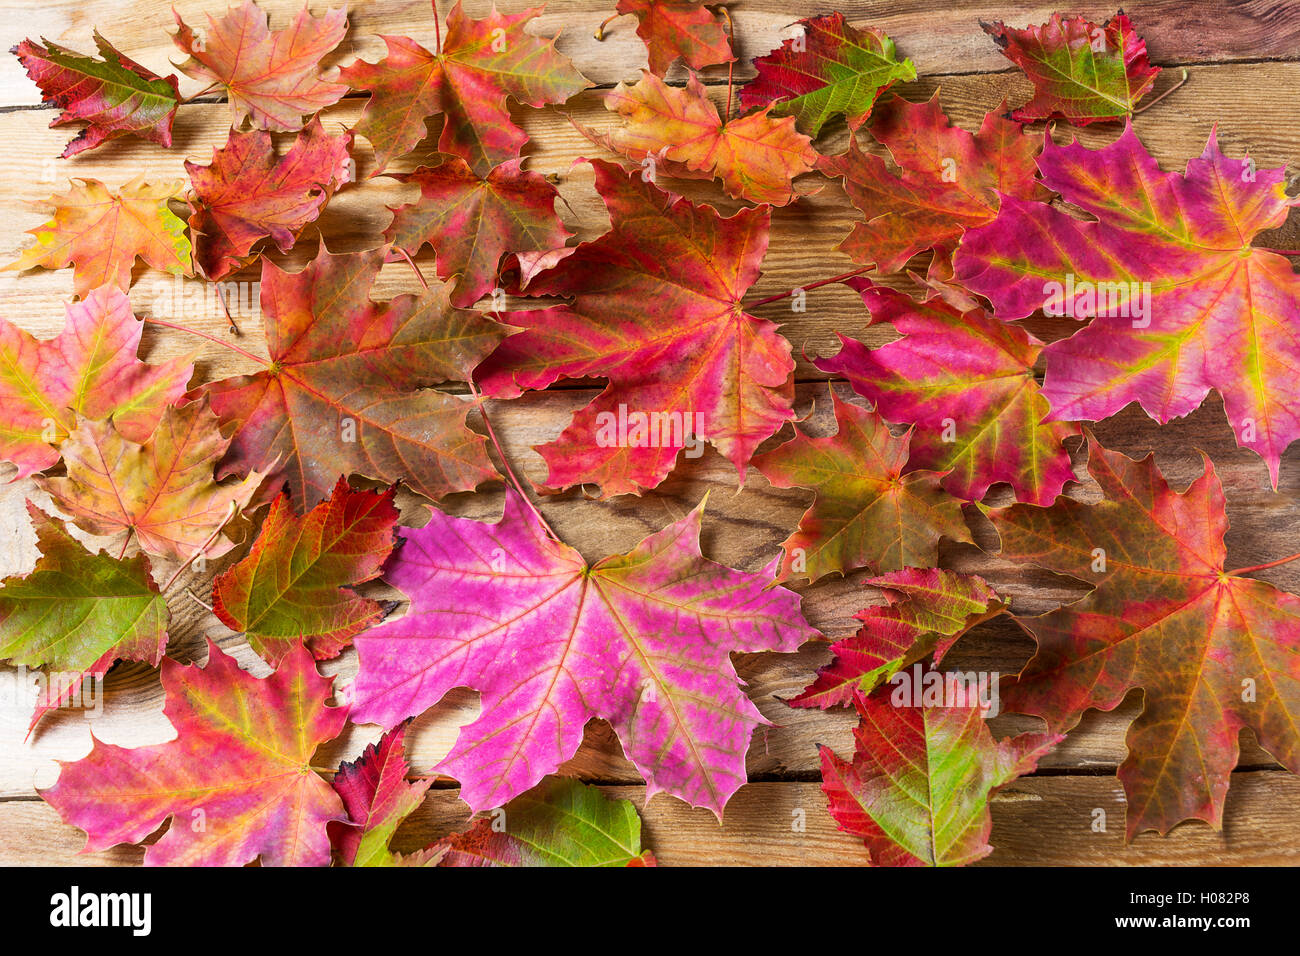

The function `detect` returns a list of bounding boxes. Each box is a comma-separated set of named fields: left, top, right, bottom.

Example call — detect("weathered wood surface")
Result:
left=0, top=0, right=1298, bottom=865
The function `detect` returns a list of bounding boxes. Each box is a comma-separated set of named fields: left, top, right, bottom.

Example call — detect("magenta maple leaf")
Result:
left=351, top=491, right=818, bottom=817
left=955, top=125, right=1300, bottom=486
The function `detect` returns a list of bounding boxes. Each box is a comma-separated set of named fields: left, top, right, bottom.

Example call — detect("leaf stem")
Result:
left=160, top=501, right=239, bottom=594
left=213, top=282, right=242, bottom=335
left=594, top=13, right=617, bottom=41
left=432, top=0, right=442, bottom=54
left=1132, top=68, right=1188, bottom=115
left=180, top=81, right=221, bottom=105
left=117, top=529, right=133, bottom=561
left=466, top=378, right=560, bottom=542
left=144, top=315, right=268, bottom=366
left=394, top=246, right=429, bottom=290
left=721, top=7, right=735, bottom=124
left=1228, top=550, right=1300, bottom=576
left=747, top=266, right=873, bottom=308
left=394, top=249, right=560, bottom=542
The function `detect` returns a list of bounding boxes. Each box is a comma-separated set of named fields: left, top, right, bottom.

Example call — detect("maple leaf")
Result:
left=982, top=12, right=1160, bottom=124
left=953, top=125, right=1300, bottom=487
left=13, top=31, right=181, bottom=157
left=172, top=0, right=348, bottom=132
left=751, top=392, right=972, bottom=583
left=594, top=71, right=818, bottom=206
left=817, top=278, right=1078, bottom=505
left=351, top=490, right=818, bottom=816
left=0, top=286, right=193, bottom=480
left=989, top=436, right=1300, bottom=837
left=385, top=156, right=571, bottom=308
left=738, top=12, right=915, bottom=137
left=331, top=723, right=436, bottom=867
left=790, top=568, right=1005, bottom=710
left=186, top=117, right=353, bottom=280
left=341, top=1, right=590, bottom=174
left=819, top=93, right=1046, bottom=274
left=36, top=397, right=265, bottom=562
left=0, top=503, right=168, bottom=732
left=41, top=640, right=348, bottom=866
left=213, top=478, right=398, bottom=665
left=820, top=682, right=1060, bottom=865
left=7, top=176, right=191, bottom=297
left=612, top=0, right=732, bottom=77
left=438, top=777, right=656, bottom=866
left=476, top=159, right=795, bottom=497
left=202, top=244, right=505, bottom=511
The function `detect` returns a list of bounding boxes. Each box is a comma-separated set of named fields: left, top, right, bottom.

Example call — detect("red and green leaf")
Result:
left=40, top=641, right=349, bottom=866
left=0, top=503, right=169, bottom=732
left=820, top=682, right=1060, bottom=865
left=213, top=478, right=399, bottom=665
left=739, top=13, right=914, bottom=136
left=752, top=392, right=972, bottom=583
left=982, top=12, right=1161, bottom=124
left=791, top=568, right=1005, bottom=709
left=818, top=278, right=1078, bottom=505
left=13, top=31, right=181, bottom=157
left=438, top=777, right=656, bottom=866
left=990, top=436, right=1300, bottom=838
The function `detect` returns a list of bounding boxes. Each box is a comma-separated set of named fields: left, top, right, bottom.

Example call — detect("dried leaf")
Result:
left=202, top=245, right=505, bottom=510
left=40, top=640, right=348, bottom=866
left=385, top=157, right=571, bottom=307
left=0, top=286, right=193, bottom=479
left=37, top=397, right=265, bottom=562
left=13, top=31, right=181, bottom=157
left=7, top=176, right=191, bottom=296
left=752, top=391, right=972, bottom=583
left=352, top=491, right=818, bottom=816
left=213, top=478, right=399, bottom=664
left=477, top=159, right=795, bottom=496
left=595, top=71, right=818, bottom=206
left=172, top=0, right=348, bottom=131
left=341, top=1, right=589, bottom=174
left=186, top=117, right=353, bottom=280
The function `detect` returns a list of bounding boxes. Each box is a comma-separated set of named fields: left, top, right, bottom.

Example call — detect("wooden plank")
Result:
left=0, top=387, right=1294, bottom=797
left=3, top=0, right=1299, bottom=108
left=3, top=771, right=1298, bottom=866
left=0, top=64, right=1298, bottom=382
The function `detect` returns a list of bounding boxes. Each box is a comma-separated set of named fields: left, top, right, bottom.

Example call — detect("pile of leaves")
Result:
left=3, top=0, right=1298, bottom=867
